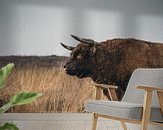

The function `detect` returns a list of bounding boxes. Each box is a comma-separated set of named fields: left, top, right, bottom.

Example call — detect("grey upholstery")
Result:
left=85, top=69, right=163, bottom=123
left=85, top=100, right=163, bottom=122
left=122, top=69, right=163, bottom=106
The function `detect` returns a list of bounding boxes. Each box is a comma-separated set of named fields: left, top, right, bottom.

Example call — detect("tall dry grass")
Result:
left=0, top=61, right=106, bottom=113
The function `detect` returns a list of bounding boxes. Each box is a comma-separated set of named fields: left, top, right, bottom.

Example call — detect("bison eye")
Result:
left=76, top=54, right=82, bottom=59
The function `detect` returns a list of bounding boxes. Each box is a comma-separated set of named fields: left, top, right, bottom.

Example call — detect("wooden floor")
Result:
left=0, top=113, right=126, bottom=130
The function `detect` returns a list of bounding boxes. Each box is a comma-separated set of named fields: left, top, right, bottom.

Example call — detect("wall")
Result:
left=0, top=0, right=163, bottom=56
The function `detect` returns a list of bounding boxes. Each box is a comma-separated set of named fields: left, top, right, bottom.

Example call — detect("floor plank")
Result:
left=0, top=113, right=121, bottom=130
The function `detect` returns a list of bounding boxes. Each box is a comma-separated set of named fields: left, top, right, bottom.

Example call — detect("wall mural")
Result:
left=1, top=35, right=163, bottom=113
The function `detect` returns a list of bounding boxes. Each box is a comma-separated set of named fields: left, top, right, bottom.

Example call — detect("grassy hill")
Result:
left=0, top=55, right=100, bottom=112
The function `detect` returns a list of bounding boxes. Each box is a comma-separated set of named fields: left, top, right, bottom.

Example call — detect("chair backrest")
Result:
left=122, top=68, right=163, bottom=107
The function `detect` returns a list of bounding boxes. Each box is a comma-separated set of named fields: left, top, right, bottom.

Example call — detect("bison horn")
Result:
left=60, top=42, right=75, bottom=50
left=71, top=34, right=98, bottom=46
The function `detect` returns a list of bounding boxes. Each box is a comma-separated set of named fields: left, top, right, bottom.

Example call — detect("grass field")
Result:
left=0, top=56, right=106, bottom=112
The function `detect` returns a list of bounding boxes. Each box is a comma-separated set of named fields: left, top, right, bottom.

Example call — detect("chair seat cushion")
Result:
left=85, top=100, right=163, bottom=122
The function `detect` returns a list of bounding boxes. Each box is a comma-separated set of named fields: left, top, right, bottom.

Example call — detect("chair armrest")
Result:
left=90, top=81, right=118, bottom=101
left=90, top=82, right=118, bottom=89
left=136, top=86, right=163, bottom=92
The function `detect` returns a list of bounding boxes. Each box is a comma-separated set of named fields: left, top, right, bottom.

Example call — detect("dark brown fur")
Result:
left=63, top=38, right=163, bottom=100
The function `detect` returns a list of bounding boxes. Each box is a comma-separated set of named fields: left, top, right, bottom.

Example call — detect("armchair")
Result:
left=85, top=69, right=163, bottom=130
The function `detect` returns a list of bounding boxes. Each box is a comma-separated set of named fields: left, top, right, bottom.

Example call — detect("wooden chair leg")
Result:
left=109, top=88, right=118, bottom=101
left=141, top=90, right=152, bottom=130
left=157, top=91, right=163, bottom=114
left=92, top=113, right=98, bottom=130
left=95, top=87, right=102, bottom=100
left=121, top=121, right=127, bottom=130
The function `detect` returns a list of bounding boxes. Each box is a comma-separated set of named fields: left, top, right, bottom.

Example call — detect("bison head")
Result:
left=61, top=35, right=98, bottom=78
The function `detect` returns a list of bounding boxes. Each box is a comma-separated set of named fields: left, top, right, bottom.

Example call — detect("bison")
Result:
left=61, top=35, right=163, bottom=100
